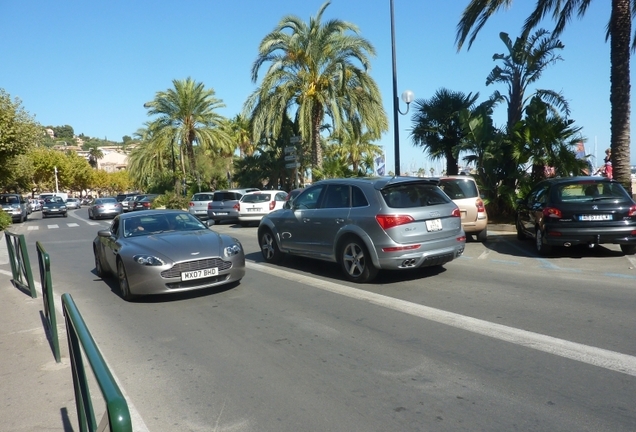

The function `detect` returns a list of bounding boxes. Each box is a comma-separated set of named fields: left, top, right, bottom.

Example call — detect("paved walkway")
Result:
left=0, top=233, right=77, bottom=431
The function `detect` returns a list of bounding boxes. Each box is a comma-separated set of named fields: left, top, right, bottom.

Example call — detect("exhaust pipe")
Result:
left=563, top=242, right=572, bottom=247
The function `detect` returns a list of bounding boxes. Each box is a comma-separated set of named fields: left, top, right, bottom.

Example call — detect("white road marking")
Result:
left=477, top=250, right=490, bottom=259
left=47, top=224, right=59, bottom=229
left=27, top=226, right=39, bottom=230
left=67, top=223, right=79, bottom=227
left=247, top=262, right=636, bottom=377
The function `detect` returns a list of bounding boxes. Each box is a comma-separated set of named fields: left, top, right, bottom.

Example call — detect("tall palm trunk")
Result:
left=311, top=105, right=324, bottom=170
left=610, top=0, right=632, bottom=194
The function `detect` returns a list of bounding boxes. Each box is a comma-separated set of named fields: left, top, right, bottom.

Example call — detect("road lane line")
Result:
left=247, top=262, right=636, bottom=377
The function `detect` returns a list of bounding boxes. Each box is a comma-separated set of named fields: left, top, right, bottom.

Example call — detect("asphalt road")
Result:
left=6, top=208, right=636, bottom=431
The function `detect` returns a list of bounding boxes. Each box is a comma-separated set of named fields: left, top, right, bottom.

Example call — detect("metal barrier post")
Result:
left=36, top=241, right=61, bottom=363
left=62, top=293, right=132, bottom=432
left=4, top=231, right=36, bottom=298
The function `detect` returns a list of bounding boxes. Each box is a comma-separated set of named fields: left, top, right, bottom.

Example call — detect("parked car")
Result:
left=284, top=188, right=304, bottom=206
left=28, top=199, right=42, bottom=212
left=116, top=192, right=139, bottom=202
left=132, top=194, right=159, bottom=211
left=88, top=197, right=123, bottom=220
left=42, top=196, right=68, bottom=218
left=65, top=197, right=82, bottom=210
left=92, top=210, right=245, bottom=301
left=238, top=191, right=288, bottom=227
left=188, top=192, right=215, bottom=220
left=516, top=176, right=636, bottom=255
left=121, top=196, right=137, bottom=212
left=438, top=176, right=488, bottom=242
left=0, top=194, right=29, bottom=223
left=258, top=177, right=466, bottom=283
left=207, top=188, right=260, bottom=225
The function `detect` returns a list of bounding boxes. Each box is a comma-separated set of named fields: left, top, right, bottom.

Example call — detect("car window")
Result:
left=214, top=192, right=241, bottom=201
left=192, top=193, right=214, bottom=201
left=351, top=186, right=368, bottom=207
left=439, top=179, right=478, bottom=199
left=275, top=192, right=287, bottom=201
left=294, top=185, right=325, bottom=209
left=557, top=181, right=631, bottom=202
left=382, top=184, right=450, bottom=208
left=320, top=185, right=350, bottom=209
left=242, top=193, right=271, bottom=203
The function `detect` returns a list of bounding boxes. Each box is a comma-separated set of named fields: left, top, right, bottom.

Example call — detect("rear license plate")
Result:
left=579, top=214, right=612, bottom=221
left=181, top=268, right=219, bottom=281
left=247, top=208, right=259, bottom=212
left=216, top=212, right=228, bottom=216
left=425, top=218, right=443, bottom=232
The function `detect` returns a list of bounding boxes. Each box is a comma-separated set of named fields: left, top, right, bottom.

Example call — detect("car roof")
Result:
left=312, top=176, right=440, bottom=190
left=117, top=209, right=190, bottom=220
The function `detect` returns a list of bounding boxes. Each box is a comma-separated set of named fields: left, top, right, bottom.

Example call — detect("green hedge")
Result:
left=0, top=212, right=12, bottom=231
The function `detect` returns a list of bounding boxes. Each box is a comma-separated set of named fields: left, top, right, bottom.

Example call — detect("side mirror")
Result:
left=206, top=219, right=215, bottom=227
left=97, top=229, right=112, bottom=238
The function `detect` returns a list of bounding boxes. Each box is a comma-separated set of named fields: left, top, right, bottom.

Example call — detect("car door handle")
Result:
left=335, top=218, right=345, bottom=224
left=302, top=218, right=311, bottom=223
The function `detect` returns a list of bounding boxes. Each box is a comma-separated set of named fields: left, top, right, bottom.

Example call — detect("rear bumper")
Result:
left=374, top=235, right=466, bottom=270
left=545, top=225, right=636, bottom=246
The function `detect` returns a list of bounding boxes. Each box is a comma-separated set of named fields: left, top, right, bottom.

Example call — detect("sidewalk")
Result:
left=0, top=235, right=77, bottom=431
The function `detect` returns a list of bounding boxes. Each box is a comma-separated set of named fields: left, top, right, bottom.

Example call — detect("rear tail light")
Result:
left=235, top=203, right=240, bottom=212
left=629, top=205, right=636, bottom=217
left=476, top=198, right=485, bottom=213
left=189, top=202, right=195, bottom=207
left=375, top=214, right=414, bottom=229
left=269, top=200, right=275, bottom=211
left=382, top=244, right=421, bottom=252
left=451, top=208, right=461, bottom=217
left=543, top=207, right=562, bottom=219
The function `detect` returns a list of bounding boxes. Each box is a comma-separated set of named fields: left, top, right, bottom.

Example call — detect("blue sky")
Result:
left=1, top=0, right=631, bottom=174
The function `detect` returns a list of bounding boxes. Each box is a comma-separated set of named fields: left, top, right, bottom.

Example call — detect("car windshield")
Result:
left=192, top=193, right=214, bottom=201
left=556, top=181, right=631, bottom=202
left=242, top=193, right=271, bottom=203
left=214, top=192, right=241, bottom=201
left=46, top=197, right=64, bottom=203
left=381, top=184, right=451, bottom=208
left=439, top=178, right=479, bottom=199
left=0, top=196, right=19, bottom=204
left=123, top=213, right=206, bottom=237
left=98, top=198, right=117, bottom=204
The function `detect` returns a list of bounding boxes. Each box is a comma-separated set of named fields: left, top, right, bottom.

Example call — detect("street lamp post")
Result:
left=390, top=0, right=414, bottom=176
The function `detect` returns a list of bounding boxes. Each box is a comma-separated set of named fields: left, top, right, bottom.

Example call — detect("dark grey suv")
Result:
left=258, top=177, right=466, bottom=283
left=207, top=188, right=260, bottom=225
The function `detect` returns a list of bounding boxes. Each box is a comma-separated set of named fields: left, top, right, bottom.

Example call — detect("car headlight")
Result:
left=133, top=255, right=166, bottom=266
left=224, top=242, right=242, bottom=257
left=60, top=205, right=67, bottom=209
left=43, top=206, right=49, bottom=210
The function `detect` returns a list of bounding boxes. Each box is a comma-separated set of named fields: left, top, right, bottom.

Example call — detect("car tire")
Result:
left=339, top=237, right=379, bottom=283
left=117, top=259, right=134, bottom=301
left=94, top=247, right=106, bottom=278
left=88, top=210, right=93, bottom=220
left=259, top=228, right=284, bottom=264
left=516, top=217, right=526, bottom=241
left=476, top=227, right=487, bottom=242
left=535, top=227, right=552, bottom=255
left=620, top=244, right=636, bottom=255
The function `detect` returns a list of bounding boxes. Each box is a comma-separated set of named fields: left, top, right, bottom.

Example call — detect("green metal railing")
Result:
left=62, top=293, right=132, bottom=432
left=4, top=231, right=36, bottom=298
left=36, top=241, right=61, bottom=363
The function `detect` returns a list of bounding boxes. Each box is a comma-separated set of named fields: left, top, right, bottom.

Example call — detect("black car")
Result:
left=516, top=176, right=636, bottom=255
left=132, top=194, right=159, bottom=211
left=42, top=196, right=68, bottom=218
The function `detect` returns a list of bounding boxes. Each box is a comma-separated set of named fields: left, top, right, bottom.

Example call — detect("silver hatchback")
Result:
left=258, top=177, right=466, bottom=283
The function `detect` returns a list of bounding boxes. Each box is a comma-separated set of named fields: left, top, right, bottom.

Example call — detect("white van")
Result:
left=39, top=192, right=69, bottom=202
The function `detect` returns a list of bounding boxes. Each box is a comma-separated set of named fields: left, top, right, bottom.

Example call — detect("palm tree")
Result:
left=143, top=77, right=234, bottom=189
left=87, top=145, right=103, bottom=169
left=245, top=0, right=388, bottom=173
left=228, top=114, right=256, bottom=158
left=409, top=88, right=480, bottom=175
left=456, top=0, right=633, bottom=193
left=326, top=122, right=384, bottom=174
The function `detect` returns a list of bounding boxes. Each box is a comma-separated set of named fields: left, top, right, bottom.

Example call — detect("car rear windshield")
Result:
left=0, top=195, right=19, bottom=204
left=242, top=193, right=271, bottom=203
left=381, top=184, right=451, bottom=208
left=439, top=178, right=479, bottom=199
left=556, top=181, right=632, bottom=202
left=214, top=192, right=241, bottom=201
left=192, top=193, right=214, bottom=201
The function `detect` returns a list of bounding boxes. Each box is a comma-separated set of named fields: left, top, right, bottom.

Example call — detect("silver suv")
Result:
left=258, top=177, right=466, bottom=283
left=0, top=194, right=29, bottom=223
left=207, top=188, right=259, bottom=225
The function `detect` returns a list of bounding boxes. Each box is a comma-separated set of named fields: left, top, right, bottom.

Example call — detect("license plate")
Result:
left=216, top=212, right=228, bottom=215
left=50, top=209, right=59, bottom=212
left=181, top=268, right=219, bottom=281
left=425, top=218, right=443, bottom=232
left=247, top=208, right=259, bottom=212
left=579, top=214, right=612, bottom=221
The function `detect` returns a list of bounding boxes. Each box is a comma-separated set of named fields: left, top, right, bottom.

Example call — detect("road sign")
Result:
left=285, top=162, right=300, bottom=169
left=284, top=146, right=296, bottom=153
left=290, top=136, right=301, bottom=144
left=284, top=155, right=297, bottom=161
